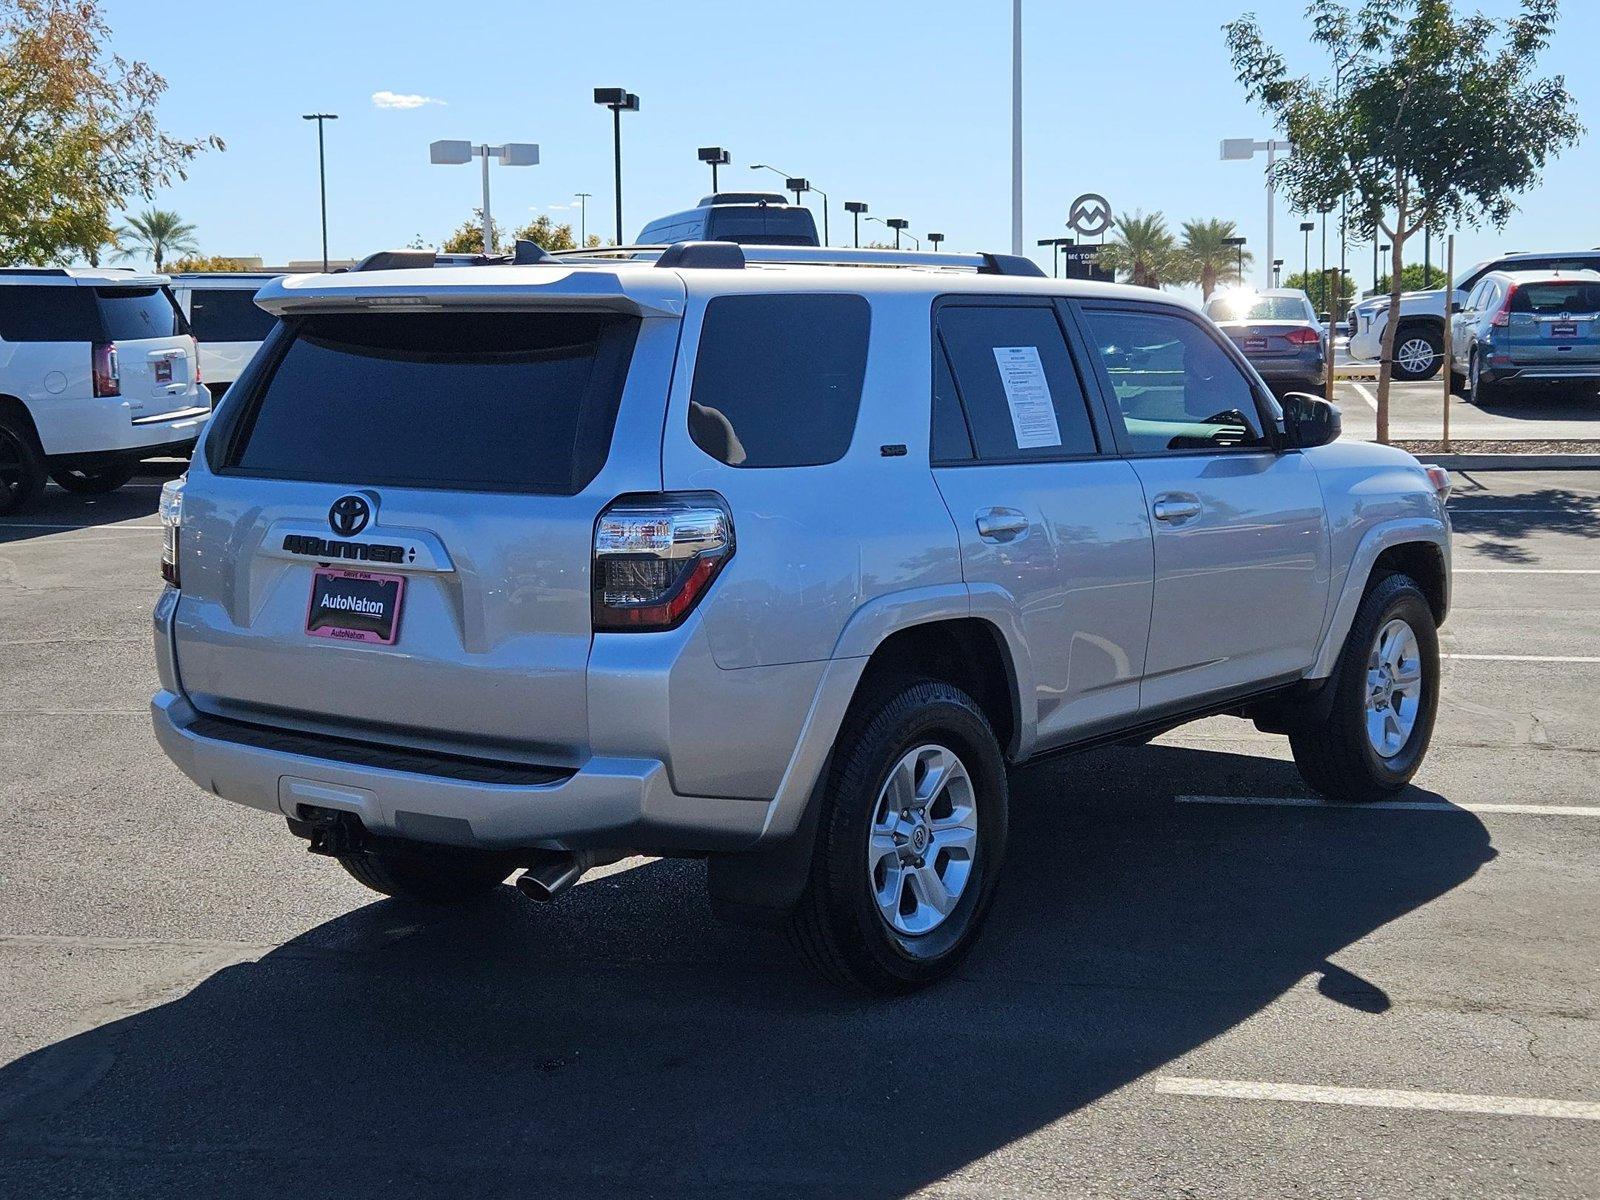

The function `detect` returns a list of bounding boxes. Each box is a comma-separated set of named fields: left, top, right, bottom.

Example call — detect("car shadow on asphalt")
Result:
left=0, top=481, right=163, bottom=544
left=1447, top=486, right=1599, bottom=563
left=0, top=744, right=1494, bottom=1199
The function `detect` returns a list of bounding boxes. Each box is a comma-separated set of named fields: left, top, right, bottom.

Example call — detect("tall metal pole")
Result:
left=1265, top=140, right=1277, bottom=290
left=1320, top=210, right=1328, bottom=314
left=612, top=109, right=624, bottom=245
left=303, top=113, right=337, bottom=271
left=575, top=193, right=591, bottom=247
left=1010, top=0, right=1023, bottom=256
left=1443, top=234, right=1455, bottom=442
left=480, top=147, right=493, bottom=253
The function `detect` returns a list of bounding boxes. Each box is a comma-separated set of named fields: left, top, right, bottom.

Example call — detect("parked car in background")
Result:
left=1348, top=249, right=1600, bottom=381
left=1448, top=269, right=1600, bottom=403
left=170, top=272, right=280, bottom=402
left=0, top=267, right=208, bottom=513
left=1203, top=288, right=1327, bottom=394
left=150, top=242, right=1451, bottom=994
left=637, top=192, right=820, bottom=246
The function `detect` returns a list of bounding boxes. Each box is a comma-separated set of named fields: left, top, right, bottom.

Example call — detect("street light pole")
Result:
left=574, top=192, right=591, bottom=247
left=1010, top=0, right=1023, bottom=256
left=1300, top=220, right=1314, bottom=288
left=1222, top=235, right=1246, bottom=285
left=429, top=139, right=540, bottom=254
left=593, top=89, right=640, bottom=245
left=845, top=201, right=867, bottom=248
left=1221, top=136, right=1292, bottom=289
left=698, top=147, right=730, bottom=192
left=750, top=165, right=828, bottom=245
left=302, top=113, right=337, bottom=271
left=887, top=218, right=910, bottom=250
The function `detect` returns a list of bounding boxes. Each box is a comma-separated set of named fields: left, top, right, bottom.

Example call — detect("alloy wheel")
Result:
left=1397, top=337, right=1436, bottom=375
left=1364, top=618, right=1424, bottom=758
left=867, top=744, right=979, bottom=936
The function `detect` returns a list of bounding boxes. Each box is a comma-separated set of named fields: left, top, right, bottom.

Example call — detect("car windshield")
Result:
left=1206, top=295, right=1308, bottom=322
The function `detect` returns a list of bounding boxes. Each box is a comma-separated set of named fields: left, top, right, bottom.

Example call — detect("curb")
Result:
left=1418, top=453, right=1600, bottom=471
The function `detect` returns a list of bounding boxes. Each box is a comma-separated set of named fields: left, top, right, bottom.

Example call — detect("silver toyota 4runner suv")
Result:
left=151, top=242, right=1452, bottom=993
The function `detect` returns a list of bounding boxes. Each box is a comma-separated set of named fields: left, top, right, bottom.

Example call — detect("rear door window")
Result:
left=0, top=285, right=102, bottom=342
left=189, top=288, right=276, bottom=342
left=935, top=303, right=1099, bottom=461
left=688, top=293, right=870, bottom=467
left=221, top=310, right=639, bottom=494
left=95, top=287, right=186, bottom=340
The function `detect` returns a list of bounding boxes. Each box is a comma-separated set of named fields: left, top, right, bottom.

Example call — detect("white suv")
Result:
left=0, top=268, right=209, bottom=512
left=170, top=273, right=281, bottom=403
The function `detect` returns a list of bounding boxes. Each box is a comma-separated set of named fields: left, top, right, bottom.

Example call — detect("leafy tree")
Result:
left=1226, top=0, right=1582, bottom=440
left=1284, top=269, right=1357, bottom=312
left=1179, top=218, right=1254, bottom=298
left=510, top=214, right=579, bottom=251
left=113, top=208, right=197, bottom=271
left=0, top=0, right=222, bottom=265
left=1096, top=210, right=1182, bottom=289
left=169, top=254, right=257, bottom=272
left=441, top=210, right=502, bottom=254
left=1375, top=262, right=1447, bottom=292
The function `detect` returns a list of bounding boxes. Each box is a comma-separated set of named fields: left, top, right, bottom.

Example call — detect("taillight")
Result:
left=92, top=342, right=120, bottom=397
left=593, top=493, right=733, bottom=631
left=159, top=476, right=185, bottom=587
left=1284, top=327, right=1322, bottom=345
left=1491, top=284, right=1517, bottom=328
left=192, top=337, right=202, bottom=388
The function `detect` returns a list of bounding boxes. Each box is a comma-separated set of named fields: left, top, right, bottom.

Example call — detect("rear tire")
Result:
left=1468, top=348, right=1500, bottom=405
left=1392, top=325, right=1443, bottom=381
left=49, top=461, right=138, bottom=495
left=0, top=412, right=46, bottom=516
left=785, top=678, right=1008, bottom=994
left=337, top=848, right=511, bottom=903
left=1289, top=573, right=1439, bottom=803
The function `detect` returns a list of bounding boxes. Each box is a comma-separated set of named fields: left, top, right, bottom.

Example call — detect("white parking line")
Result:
left=0, top=523, right=161, bottom=531
left=1155, top=1077, right=1600, bottom=1122
left=1448, top=507, right=1597, bottom=514
left=1443, top=653, right=1600, bottom=663
left=1176, top=795, right=1600, bottom=817
left=1454, top=568, right=1600, bottom=574
left=1350, top=382, right=1379, bottom=411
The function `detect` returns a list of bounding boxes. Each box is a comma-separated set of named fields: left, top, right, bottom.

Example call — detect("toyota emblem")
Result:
left=328, top=494, right=371, bottom=537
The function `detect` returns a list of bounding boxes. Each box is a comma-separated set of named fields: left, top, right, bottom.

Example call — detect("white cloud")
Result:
left=371, top=90, right=445, bottom=110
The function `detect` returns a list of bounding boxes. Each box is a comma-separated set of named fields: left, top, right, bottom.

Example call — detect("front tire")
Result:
left=786, top=678, right=1008, bottom=994
left=1289, top=573, right=1440, bottom=803
left=49, top=460, right=138, bottom=495
left=0, top=412, right=46, bottom=516
left=1392, top=325, right=1443, bottom=381
left=337, top=847, right=512, bottom=903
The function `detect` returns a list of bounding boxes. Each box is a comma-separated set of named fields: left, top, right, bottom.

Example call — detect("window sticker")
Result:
left=991, top=345, right=1062, bottom=449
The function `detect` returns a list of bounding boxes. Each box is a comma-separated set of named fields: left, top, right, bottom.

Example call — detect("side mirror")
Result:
left=1281, top=391, right=1341, bottom=449
left=1450, top=301, right=1464, bottom=314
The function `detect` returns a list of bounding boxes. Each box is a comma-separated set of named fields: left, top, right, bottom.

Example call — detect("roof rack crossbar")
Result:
left=554, top=244, right=1048, bottom=276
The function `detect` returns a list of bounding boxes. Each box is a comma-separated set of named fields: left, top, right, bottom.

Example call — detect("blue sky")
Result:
left=104, top=0, right=1598, bottom=291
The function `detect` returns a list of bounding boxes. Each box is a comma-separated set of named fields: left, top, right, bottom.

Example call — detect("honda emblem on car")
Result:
left=328, top=494, right=372, bottom=537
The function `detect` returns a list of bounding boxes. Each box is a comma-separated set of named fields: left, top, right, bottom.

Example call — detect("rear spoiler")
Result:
left=253, top=266, right=684, bottom=319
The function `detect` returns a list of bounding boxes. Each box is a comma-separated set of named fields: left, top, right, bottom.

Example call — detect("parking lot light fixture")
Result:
left=430, top=139, right=539, bottom=254
left=751, top=165, right=830, bottom=245
left=844, top=201, right=868, bottom=248
left=928, top=233, right=946, bottom=252
left=1037, top=235, right=1072, bottom=277
left=593, top=89, right=639, bottom=245
left=301, top=113, right=338, bottom=272
left=1222, top=235, right=1247, bottom=284
left=1221, top=136, right=1292, bottom=288
left=1273, top=258, right=1284, bottom=286
left=885, top=217, right=910, bottom=250
left=1299, top=220, right=1315, bottom=286
left=698, top=147, right=731, bottom=192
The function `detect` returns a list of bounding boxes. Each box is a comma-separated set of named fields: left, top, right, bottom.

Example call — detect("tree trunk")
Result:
left=1374, top=180, right=1410, bottom=445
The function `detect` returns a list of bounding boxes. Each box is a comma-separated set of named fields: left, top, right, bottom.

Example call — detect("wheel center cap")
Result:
left=910, top=825, right=929, bottom=853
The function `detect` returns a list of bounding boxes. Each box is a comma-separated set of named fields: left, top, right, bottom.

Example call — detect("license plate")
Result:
left=154, top=358, right=173, bottom=383
left=306, top=569, right=406, bottom=645
left=1552, top=322, right=1578, bottom=338
left=1244, top=338, right=1268, bottom=352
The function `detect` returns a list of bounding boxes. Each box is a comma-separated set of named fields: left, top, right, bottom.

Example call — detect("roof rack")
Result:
left=0, top=267, right=70, bottom=277
left=553, top=243, right=1047, bottom=277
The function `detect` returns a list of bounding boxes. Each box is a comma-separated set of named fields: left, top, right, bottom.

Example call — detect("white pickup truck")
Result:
left=1348, top=249, right=1600, bottom=381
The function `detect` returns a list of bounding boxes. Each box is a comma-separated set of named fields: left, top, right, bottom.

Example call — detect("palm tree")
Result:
left=1095, top=211, right=1180, bottom=289
left=1180, top=217, right=1254, bottom=299
left=113, top=209, right=199, bottom=272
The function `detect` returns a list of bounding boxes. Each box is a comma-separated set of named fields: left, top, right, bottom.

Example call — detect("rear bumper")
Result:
left=151, top=688, right=770, bottom=853
left=31, top=392, right=210, bottom=458
left=1483, top=362, right=1600, bottom=384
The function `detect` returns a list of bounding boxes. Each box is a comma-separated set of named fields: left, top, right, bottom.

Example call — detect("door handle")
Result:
left=975, top=508, right=1029, bottom=542
left=1152, top=496, right=1202, bottom=523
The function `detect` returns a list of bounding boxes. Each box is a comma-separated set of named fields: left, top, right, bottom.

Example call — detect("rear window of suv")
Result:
left=188, top=287, right=276, bottom=342
left=1509, top=282, right=1600, bottom=315
left=0, top=284, right=185, bottom=342
left=219, top=310, right=640, bottom=495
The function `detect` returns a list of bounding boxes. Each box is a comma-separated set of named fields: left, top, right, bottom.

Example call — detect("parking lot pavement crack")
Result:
left=1504, top=1013, right=1547, bottom=1064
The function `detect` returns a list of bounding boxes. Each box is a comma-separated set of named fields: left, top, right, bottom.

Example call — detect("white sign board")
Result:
left=992, top=346, right=1062, bottom=449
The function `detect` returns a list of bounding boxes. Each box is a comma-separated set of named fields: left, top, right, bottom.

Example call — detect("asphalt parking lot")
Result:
left=1, top=469, right=1597, bottom=1199
left=1332, top=376, right=1600, bottom=443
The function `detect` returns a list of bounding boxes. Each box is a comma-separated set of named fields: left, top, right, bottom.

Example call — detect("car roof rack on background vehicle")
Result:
left=554, top=243, right=1048, bottom=277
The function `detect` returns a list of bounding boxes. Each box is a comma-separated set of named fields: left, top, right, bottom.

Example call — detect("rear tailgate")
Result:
left=92, top=286, right=201, bottom=419
left=172, top=287, right=682, bottom=766
left=1505, top=280, right=1600, bottom=365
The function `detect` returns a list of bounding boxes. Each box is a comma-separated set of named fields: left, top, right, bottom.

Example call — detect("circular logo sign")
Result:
left=328, top=494, right=371, bottom=538
left=1067, top=193, right=1112, bottom=238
